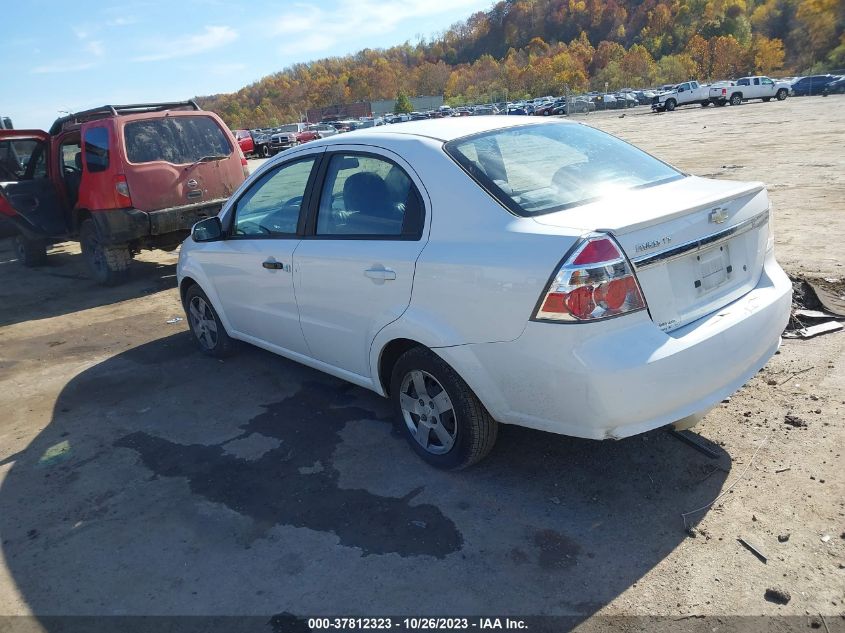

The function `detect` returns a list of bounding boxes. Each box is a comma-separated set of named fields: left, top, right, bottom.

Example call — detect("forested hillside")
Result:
left=198, top=0, right=844, bottom=128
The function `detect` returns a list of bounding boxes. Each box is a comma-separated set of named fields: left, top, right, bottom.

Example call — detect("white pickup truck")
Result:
left=651, top=81, right=711, bottom=112
left=709, top=76, right=791, bottom=106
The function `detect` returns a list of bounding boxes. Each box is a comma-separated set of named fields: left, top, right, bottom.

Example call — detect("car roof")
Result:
left=318, top=116, right=573, bottom=144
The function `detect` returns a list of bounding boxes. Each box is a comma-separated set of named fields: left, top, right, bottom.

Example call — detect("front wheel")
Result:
left=391, top=347, right=498, bottom=469
left=665, top=99, right=676, bottom=112
left=14, top=235, right=48, bottom=267
left=260, top=145, right=270, bottom=158
left=730, top=93, right=742, bottom=106
left=776, top=89, right=788, bottom=100
left=79, top=219, right=131, bottom=285
left=184, top=285, right=237, bottom=358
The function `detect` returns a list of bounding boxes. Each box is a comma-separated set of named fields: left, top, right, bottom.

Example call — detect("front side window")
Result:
left=232, top=157, right=316, bottom=236
left=445, top=123, right=683, bottom=217
left=315, top=154, right=422, bottom=237
left=0, top=139, right=46, bottom=181
left=124, top=116, right=232, bottom=164
left=762, top=78, right=774, bottom=85
left=84, top=127, right=110, bottom=173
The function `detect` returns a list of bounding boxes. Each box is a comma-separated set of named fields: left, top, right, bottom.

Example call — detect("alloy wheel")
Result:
left=189, top=296, right=219, bottom=350
left=399, top=370, right=457, bottom=455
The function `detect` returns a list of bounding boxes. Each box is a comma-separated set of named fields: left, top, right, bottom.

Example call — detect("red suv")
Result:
left=0, top=101, right=247, bottom=284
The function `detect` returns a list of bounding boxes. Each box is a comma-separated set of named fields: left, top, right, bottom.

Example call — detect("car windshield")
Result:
left=276, top=124, right=299, bottom=133
left=444, top=123, right=683, bottom=216
left=124, top=116, right=231, bottom=164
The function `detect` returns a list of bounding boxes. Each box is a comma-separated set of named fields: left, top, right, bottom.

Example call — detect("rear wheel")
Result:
left=730, top=93, right=742, bottom=106
left=776, top=89, right=788, bottom=100
left=79, top=219, right=131, bottom=285
left=14, top=235, right=48, bottom=267
left=391, top=347, right=498, bottom=469
left=184, top=285, right=237, bottom=358
left=701, top=100, right=710, bottom=107
left=665, top=99, right=676, bottom=112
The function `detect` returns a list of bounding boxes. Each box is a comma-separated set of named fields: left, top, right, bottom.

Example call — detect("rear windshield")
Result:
left=444, top=123, right=683, bottom=216
left=124, top=116, right=232, bottom=164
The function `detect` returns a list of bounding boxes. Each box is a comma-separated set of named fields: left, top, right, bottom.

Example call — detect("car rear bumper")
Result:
left=90, top=199, right=227, bottom=245
left=435, top=253, right=791, bottom=440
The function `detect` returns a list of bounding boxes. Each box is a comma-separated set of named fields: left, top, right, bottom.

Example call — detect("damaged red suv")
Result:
left=0, top=101, right=247, bottom=284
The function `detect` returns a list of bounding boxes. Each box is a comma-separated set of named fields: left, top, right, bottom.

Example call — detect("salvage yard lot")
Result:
left=0, top=97, right=843, bottom=625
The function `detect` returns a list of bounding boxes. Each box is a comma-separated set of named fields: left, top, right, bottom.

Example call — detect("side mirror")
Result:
left=192, top=216, right=223, bottom=242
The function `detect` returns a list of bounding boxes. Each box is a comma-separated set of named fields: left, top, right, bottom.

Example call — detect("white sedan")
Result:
left=177, top=117, right=792, bottom=469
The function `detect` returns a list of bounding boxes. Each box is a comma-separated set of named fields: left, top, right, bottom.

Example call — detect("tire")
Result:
left=665, top=99, right=676, bottom=112
left=730, top=93, right=742, bottom=106
left=79, top=219, right=131, bottom=285
left=715, top=100, right=727, bottom=107
left=701, top=101, right=709, bottom=107
left=14, top=234, right=48, bottom=267
left=183, top=284, right=237, bottom=358
left=391, top=347, right=498, bottom=470
left=260, top=145, right=270, bottom=158
left=776, top=89, right=787, bottom=100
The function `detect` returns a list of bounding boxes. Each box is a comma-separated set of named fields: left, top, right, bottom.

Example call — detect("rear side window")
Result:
left=84, top=127, right=110, bottom=173
left=445, top=123, right=683, bottom=216
left=124, top=116, right=232, bottom=164
left=315, top=154, right=423, bottom=238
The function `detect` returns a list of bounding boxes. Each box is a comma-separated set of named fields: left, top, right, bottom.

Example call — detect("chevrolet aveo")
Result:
left=177, top=117, right=792, bottom=469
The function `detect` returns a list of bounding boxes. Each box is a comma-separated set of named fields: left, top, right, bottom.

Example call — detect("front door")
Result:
left=0, top=130, right=66, bottom=236
left=199, top=153, right=321, bottom=356
left=293, top=149, right=429, bottom=380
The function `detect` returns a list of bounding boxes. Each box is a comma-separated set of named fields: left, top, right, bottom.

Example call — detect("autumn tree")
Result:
left=394, top=91, right=413, bottom=114
left=753, top=36, right=786, bottom=73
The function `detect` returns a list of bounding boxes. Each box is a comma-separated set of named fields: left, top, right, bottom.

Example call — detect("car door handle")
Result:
left=262, top=260, right=286, bottom=270
left=364, top=268, right=396, bottom=281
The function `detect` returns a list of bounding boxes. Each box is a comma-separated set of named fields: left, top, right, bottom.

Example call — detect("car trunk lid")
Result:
left=532, top=176, right=770, bottom=332
left=120, top=114, right=242, bottom=212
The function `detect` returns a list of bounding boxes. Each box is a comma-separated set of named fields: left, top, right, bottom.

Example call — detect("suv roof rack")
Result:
left=48, top=100, right=202, bottom=134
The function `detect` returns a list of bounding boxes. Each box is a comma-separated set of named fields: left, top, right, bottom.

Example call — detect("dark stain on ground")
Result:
left=115, top=381, right=463, bottom=558
left=533, top=528, right=581, bottom=570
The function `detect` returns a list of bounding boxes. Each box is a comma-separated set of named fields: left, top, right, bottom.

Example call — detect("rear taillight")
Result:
left=240, top=155, right=249, bottom=179
left=113, top=174, right=132, bottom=207
left=534, top=233, right=647, bottom=322
left=722, top=88, right=727, bottom=96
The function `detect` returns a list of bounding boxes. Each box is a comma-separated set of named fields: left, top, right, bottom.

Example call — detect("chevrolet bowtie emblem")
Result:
left=709, top=207, right=729, bottom=224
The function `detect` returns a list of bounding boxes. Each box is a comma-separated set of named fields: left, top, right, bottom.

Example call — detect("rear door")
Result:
left=293, top=147, right=429, bottom=380
left=120, top=113, right=244, bottom=212
left=0, top=130, right=67, bottom=236
left=198, top=151, right=323, bottom=355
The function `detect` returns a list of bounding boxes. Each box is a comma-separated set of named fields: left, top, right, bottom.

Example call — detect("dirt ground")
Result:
left=0, top=96, right=843, bottom=630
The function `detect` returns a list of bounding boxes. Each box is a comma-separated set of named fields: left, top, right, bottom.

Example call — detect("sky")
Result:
left=0, top=0, right=493, bottom=130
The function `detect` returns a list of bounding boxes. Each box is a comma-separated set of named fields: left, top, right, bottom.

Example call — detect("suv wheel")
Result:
left=184, top=285, right=236, bottom=357
left=14, top=235, right=48, bottom=267
left=776, top=89, right=788, bottom=100
left=79, top=219, right=131, bottom=285
left=391, top=347, right=498, bottom=469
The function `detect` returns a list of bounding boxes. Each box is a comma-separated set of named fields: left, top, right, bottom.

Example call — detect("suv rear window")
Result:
left=445, top=123, right=683, bottom=216
left=124, top=116, right=232, bottom=164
